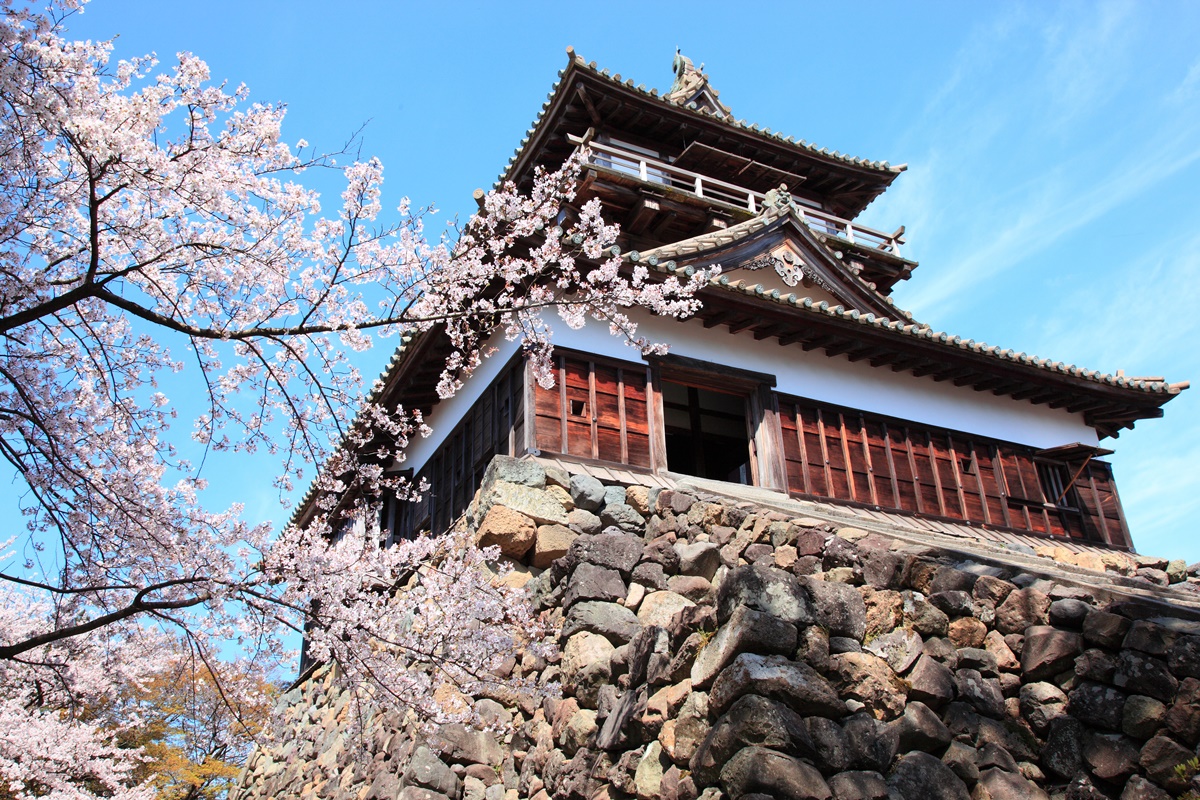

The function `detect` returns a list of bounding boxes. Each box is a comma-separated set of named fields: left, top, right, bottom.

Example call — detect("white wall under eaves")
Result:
left=403, top=309, right=1098, bottom=475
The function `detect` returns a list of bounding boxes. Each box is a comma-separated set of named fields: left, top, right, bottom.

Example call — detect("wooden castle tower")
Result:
left=303, top=50, right=1187, bottom=553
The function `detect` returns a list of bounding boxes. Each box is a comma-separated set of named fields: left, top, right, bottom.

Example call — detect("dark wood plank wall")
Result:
left=533, top=351, right=653, bottom=469
left=777, top=393, right=1130, bottom=548
left=394, top=356, right=526, bottom=539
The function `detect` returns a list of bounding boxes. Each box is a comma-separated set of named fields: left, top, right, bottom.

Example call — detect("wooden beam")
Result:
left=650, top=210, right=678, bottom=239
left=701, top=309, right=736, bottom=329
left=625, top=197, right=660, bottom=234
left=801, top=334, right=838, bottom=352
left=932, top=366, right=977, bottom=383
left=911, top=361, right=945, bottom=378
left=753, top=322, right=789, bottom=341
left=727, top=315, right=761, bottom=335
left=848, top=346, right=891, bottom=364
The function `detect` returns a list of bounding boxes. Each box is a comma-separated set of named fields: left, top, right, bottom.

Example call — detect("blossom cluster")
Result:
left=0, top=2, right=706, bottom=796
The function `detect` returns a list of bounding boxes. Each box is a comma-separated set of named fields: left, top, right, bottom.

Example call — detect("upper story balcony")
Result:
left=568, top=135, right=908, bottom=259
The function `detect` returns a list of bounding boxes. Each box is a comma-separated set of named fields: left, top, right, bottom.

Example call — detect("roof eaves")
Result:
left=641, top=259, right=1187, bottom=401
left=496, top=48, right=904, bottom=190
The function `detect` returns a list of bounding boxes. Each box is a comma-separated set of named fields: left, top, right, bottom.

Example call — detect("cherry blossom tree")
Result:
left=0, top=1, right=706, bottom=796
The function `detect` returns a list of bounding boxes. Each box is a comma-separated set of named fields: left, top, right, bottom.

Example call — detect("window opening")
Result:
left=1037, top=462, right=1076, bottom=508
left=569, top=399, right=587, bottom=417
left=662, top=380, right=752, bottom=483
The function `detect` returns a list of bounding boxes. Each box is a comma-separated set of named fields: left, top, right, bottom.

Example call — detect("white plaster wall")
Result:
left=402, top=335, right=523, bottom=474
left=403, top=308, right=1099, bottom=474
left=550, top=309, right=1099, bottom=450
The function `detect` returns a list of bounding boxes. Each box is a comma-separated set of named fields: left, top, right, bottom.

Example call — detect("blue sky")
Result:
left=63, top=1, right=1200, bottom=562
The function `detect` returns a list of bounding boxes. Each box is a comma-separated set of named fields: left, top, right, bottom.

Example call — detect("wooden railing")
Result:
left=569, top=136, right=905, bottom=256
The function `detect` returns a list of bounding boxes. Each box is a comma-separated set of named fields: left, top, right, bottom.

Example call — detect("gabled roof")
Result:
left=631, top=227, right=1187, bottom=438
left=501, top=48, right=906, bottom=219
left=628, top=188, right=912, bottom=321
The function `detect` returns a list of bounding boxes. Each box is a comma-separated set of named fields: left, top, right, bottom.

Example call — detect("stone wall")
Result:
left=233, top=456, right=1200, bottom=800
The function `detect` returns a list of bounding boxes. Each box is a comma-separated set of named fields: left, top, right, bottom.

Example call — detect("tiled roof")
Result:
left=638, top=241, right=1186, bottom=401
left=626, top=197, right=914, bottom=322
left=497, top=48, right=904, bottom=190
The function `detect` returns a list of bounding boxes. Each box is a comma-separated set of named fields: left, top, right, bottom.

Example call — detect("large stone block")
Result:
left=473, top=505, right=536, bottom=559
left=709, top=652, right=845, bottom=718
left=887, top=751, right=970, bottom=800
left=1021, top=625, right=1082, bottom=681
left=828, top=652, right=907, bottom=720
left=716, top=564, right=815, bottom=627
left=691, top=602, right=796, bottom=687
left=719, top=746, right=832, bottom=800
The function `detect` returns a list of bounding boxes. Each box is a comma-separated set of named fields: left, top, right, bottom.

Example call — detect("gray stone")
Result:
left=956, top=647, right=998, bottom=676
left=1124, top=619, right=1173, bottom=655
left=1123, top=694, right=1168, bottom=739
left=973, top=768, right=1050, bottom=800
left=603, top=484, right=627, bottom=508
left=1042, top=716, right=1085, bottom=780
left=954, top=668, right=1005, bottom=718
left=828, top=770, right=889, bottom=800
left=562, top=600, right=641, bottom=644
left=567, top=507, right=602, bottom=535
left=675, top=541, right=722, bottom=580
left=568, top=532, right=644, bottom=575
left=976, top=742, right=1018, bottom=773
left=889, top=701, right=951, bottom=753
left=941, top=741, right=980, bottom=784
left=1021, top=625, right=1082, bottom=681
left=1048, top=598, right=1092, bottom=628
left=829, top=636, right=862, bottom=654
left=907, top=654, right=954, bottom=708
left=479, top=480, right=568, bottom=525
left=632, top=561, right=667, bottom=590
left=1069, top=681, right=1126, bottom=730
left=1169, top=634, right=1200, bottom=679
left=691, top=603, right=798, bottom=688
left=483, top=456, right=546, bottom=489
left=887, top=751, right=970, bottom=800
left=431, top=724, right=503, bottom=767
left=1082, top=732, right=1140, bottom=782
left=709, top=652, right=845, bottom=718
left=720, top=746, right=832, bottom=800
left=717, top=564, right=815, bottom=626
left=601, top=503, right=646, bottom=534
left=1120, top=775, right=1171, bottom=800
left=994, top=587, right=1050, bottom=634
left=1019, top=681, right=1067, bottom=733
left=799, top=576, right=868, bottom=640
left=1074, top=647, right=1117, bottom=683
left=1082, top=608, right=1130, bottom=648
left=1164, top=676, right=1200, bottom=745
left=405, top=746, right=461, bottom=796
left=843, top=713, right=900, bottom=772
left=563, top=562, right=626, bottom=608
left=929, top=590, right=974, bottom=617
left=903, top=594, right=949, bottom=637
left=1114, top=651, right=1178, bottom=702
left=568, top=474, right=605, bottom=511
left=864, top=628, right=923, bottom=674
left=689, top=694, right=813, bottom=787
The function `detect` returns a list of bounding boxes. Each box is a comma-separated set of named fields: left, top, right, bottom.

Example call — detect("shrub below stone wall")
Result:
left=234, top=456, right=1200, bottom=800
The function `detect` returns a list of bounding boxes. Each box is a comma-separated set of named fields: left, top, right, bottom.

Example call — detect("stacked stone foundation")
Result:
left=234, top=456, right=1200, bottom=800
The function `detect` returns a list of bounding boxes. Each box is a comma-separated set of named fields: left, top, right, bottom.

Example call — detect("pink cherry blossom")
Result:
left=0, top=2, right=706, bottom=795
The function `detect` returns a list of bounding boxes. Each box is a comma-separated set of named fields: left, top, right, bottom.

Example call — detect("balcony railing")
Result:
left=569, top=136, right=905, bottom=257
